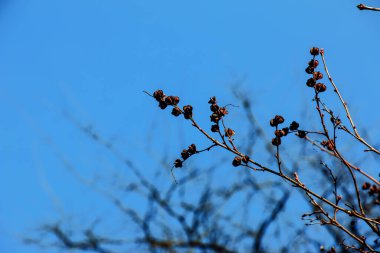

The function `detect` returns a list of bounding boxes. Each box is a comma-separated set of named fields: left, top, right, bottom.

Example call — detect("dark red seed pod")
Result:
left=271, top=137, right=281, bottom=146
left=308, top=59, right=319, bottom=68
left=232, top=156, right=242, bottom=167
left=210, top=104, right=219, bottom=112
left=165, top=96, right=180, bottom=106
left=313, top=71, right=323, bottom=80
left=188, top=144, right=197, bottom=154
left=275, top=115, right=285, bottom=124
left=211, top=124, right=220, bottom=132
left=305, top=66, right=314, bottom=74
left=218, top=107, right=228, bottom=117
left=181, top=149, right=190, bottom=160
left=183, top=105, right=193, bottom=119
left=297, top=130, right=307, bottom=138
left=289, top=121, right=299, bottom=131
left=274, top=129, right=285, bottom=137
left=315, top=83, right=327, bottom=93
left=310, top=47, right=320, bottom=56
left=282, top=127, right=289, bottom=136
left=242, top=155, right=250, bottom=164
left=153, top=90, right=165, bottom=101
left=171, top=107, right=182, bottom=116
left=174, top=159, right=183, bottom=168
left=208, top=96, right=217, bottom=104
left=210, top=113, right=220, bottom=123
left=225, top=128, right=235, bottom=138
left=362, top=182, right=371, bottom=190
left=306, top=78, right=316, bottom=87
left=159, top=100, right=167, bottom=110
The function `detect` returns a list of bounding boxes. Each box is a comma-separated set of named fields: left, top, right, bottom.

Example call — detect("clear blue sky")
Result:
left=1, top=1, right=379, bottom=252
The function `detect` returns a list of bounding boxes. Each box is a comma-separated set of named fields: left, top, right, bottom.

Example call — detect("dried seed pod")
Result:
left=225, top=128, right=235, bottom=138
left=165, top=96, right=180, bottom=106
left=181, top=149, right=190, bottom=160
left=305, top=66, right=314, bottom=74
left=183, top=105, right=193, bottom=119
left=188, top=144, right=197, bottom=154
left=362, top=182, right=371, bottom=190
left=315, top=83, right=327, bottom=93
left=153, top=90, right=165, bottom=101
left=174, top=159, right=183, bottom=168
left=218, top=107, right=228, bottom=117
left=159, top=100, right=167, bottom=110
left=210, top=113, right=220, bottom=123
left=289, top=121, right=299, bottom=131
left=313, top=71, right=323, bottom=80
left=270, top=115, right=285, bottom=127
left=171, top=107, right=182, bottom=116
left=272, top=137, right=281, bottom=146
left=297, top=130, right=307, bottom=138
left=310, top=47, right=320, bottom=56
left=208, top=96, right=217, bottom=104
left=232, top=156, right=242, bottom=167
left=210, top=104, right=219, bottom=112
left=306, top=78, right=316, bottom=87
left=275, top=129, right=285, bottom=137
left=308, top=59, right=319, bottom=68
left=242, top=155, right=250, bottom=164
left=211, top=124, right=220, bottom=132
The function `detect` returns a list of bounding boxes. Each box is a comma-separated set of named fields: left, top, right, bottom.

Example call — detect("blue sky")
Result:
left=1, top=1, right=380, bottom=252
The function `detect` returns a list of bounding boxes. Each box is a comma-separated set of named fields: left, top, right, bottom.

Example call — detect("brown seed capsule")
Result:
left=313, top=71, right=323, bottom=80
left=181, top=149, right=190, bottom=160
left=159, top=100, right=167, bottom=109
left=174, top=159, right=183, bottom=168
left=165, top=96, right=180, bottom=106
left=211, top=124, right=220, bottom=132
left=171, top=107, right=182, bottom=116
left=208, top=96, right=217, bottom=104
left=315, top=83, right=327, bottom=92
left=308, top=59, right=319, bottom=68
left=188, top=144, right=197, bottom=154
left=210, top=104, right=219, bottom=112
left=305, top=66, right=314, bottom=74
left=210, top=113, right=220, bottom=123
left=297, top=130, right=307, bottom=138
left=218, top=107, right=228, bottom=117
left=275, top=129, right=285, bottom=137
left=183, top=105, right=193, bottom=119
left=362, top=182, right=371, bottom=190
left=225, top=128, right=235, bottom=138
left=242, top=155, right=250, bottom=164
left=232, top=156, right=242, bottom=167
left=153, top=90, right=165, bottom=101
left=310, top=47, right=320, bottom=56
left=289, top=121, right=299, bottom=131
left=306, top=78, right=316, bottom=87
left=272, top=137, right=281, bottom=146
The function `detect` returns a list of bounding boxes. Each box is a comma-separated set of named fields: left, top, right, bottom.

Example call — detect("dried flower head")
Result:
left=308, top=59, right=319, bottom=68
left=306, top=78, right=316, bottom=87
left=181, top=149, right=190, bottom=160
left=297, top=130, right=307, bottom=138
left=313, top=71, right=323, bottom=80
left=242, top=155, right=250, bottom=164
